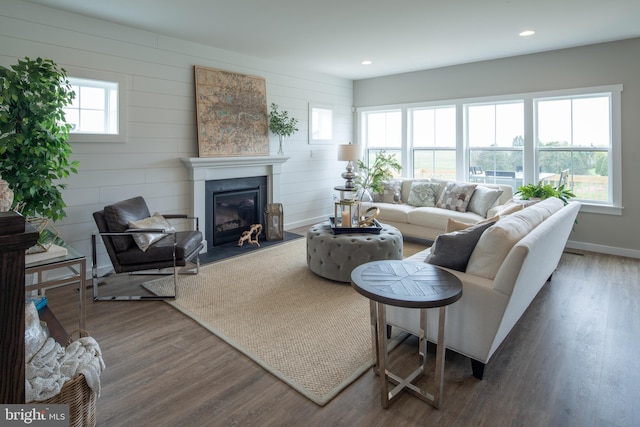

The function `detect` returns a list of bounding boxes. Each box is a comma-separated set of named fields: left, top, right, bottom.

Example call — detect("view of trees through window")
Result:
left=359, top=88, right=616, bottom=204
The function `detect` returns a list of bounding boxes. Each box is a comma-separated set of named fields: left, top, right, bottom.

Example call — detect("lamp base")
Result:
left=341, top=161, right=358, bottom=190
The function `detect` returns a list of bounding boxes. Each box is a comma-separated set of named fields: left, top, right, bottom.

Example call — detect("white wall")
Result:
left=354, top=38, right=640, bottom=258
left=1, top=0, right=352, bottom=266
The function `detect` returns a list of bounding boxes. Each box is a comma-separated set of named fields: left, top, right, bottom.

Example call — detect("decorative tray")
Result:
left=329, top=217, right=383, bottom=235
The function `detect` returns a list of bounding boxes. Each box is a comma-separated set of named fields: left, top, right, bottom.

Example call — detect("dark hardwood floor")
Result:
left=44, top=237, right=640, bottom=427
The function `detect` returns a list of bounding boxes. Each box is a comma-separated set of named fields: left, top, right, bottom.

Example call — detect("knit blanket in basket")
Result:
left=26, top=336, right=105, bottom=402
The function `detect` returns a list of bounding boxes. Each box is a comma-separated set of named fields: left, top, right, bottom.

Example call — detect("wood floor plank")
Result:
left=42, top=246, right=640, bottom=427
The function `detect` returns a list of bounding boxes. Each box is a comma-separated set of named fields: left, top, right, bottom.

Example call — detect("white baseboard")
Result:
left=566, top=239, right=640, bottom=259
left=285, top=215, right=329, bottom=232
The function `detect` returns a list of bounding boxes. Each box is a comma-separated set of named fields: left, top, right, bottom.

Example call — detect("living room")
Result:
left=2, top=0, right=640, bottom=425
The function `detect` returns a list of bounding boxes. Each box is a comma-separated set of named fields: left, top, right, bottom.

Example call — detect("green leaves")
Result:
left=268, top=103, right=298, bottom=138
left=0, top=57, right=77, bottom=221
left=355, top=151, right=402, bottom=194
left=515, top=182, right=576, bottom=205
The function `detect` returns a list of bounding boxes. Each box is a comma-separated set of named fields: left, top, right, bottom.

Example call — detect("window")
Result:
left=360, top=109, right=402, bottom=171
left=535, top=94, right=612, bottom=204
left=309, top=104, right=333, bottom=142
left=63, top=69, right=128, bottom=143
left=65, top=78, right=118, bottom=134
left=357, top=85, right=622, bottom=213
left=410, top=106, right=456, bottom=179
left=466, top=101, right=524, bottom=186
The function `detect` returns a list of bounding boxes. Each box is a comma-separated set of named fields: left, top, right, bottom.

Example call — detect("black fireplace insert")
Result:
left=205, top=176, right=267, bottom=249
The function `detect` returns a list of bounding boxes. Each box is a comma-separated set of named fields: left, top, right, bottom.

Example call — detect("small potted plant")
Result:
left=515, top=182, right=576, bottom=204
left=268, top=103, right=298, bottom=155
left=355, top=151, right=402, bottom=200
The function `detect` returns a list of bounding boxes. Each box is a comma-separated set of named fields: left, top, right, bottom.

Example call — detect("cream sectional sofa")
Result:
left=372, top=178, right=515, bottom=241
left=385, top=197, right=581, bottom=379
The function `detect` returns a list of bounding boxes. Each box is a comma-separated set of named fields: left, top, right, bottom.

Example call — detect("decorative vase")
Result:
left=0, top=175, right=14, bottom=212
left=277, top=135, right=285, bottom=155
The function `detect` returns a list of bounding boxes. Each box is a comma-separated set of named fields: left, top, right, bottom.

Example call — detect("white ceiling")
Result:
left=26, top=0, right=640, bottom=80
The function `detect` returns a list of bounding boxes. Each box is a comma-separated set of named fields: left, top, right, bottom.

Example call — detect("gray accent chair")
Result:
left=92, top=196, right=203, bottom=300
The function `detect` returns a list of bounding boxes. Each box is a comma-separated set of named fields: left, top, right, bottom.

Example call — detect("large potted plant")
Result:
left=0, top=57, right=78, bottom=222
left=268, top=103, right=298, bottom=155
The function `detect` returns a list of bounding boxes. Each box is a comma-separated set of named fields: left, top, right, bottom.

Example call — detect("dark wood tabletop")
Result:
left=351, top=260, right=462, bottom=308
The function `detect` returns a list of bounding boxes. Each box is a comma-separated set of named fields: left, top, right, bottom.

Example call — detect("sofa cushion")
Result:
left=128, top=213, right=176, bottom=252
left=406, top=207, right=485, bottom=230
left=466, top=198, right=565, bottom=279
left=428, top=220, right=496, bottom=271
left=445, top=215, right=500, bottom=233
left=487, top=198, right=524, bottom=217
left=468, top=187, right=503, bottom=217
left=407, top=181, right=440, bottom=207
left=436, top=182, right=477, bottom=212
left=375, top=203, right=415, bottom=223
left=104, top=196, right=151, bottom=252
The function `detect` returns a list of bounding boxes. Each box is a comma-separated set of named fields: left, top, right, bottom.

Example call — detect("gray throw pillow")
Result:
left=427, top=220, right=496, bottom=271
left=407, top=181, right=440, bottom=207
left=468, top=187, right=504, bottom=217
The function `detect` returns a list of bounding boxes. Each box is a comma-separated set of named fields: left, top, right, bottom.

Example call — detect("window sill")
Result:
left=578, top=202, right=623, bottom=216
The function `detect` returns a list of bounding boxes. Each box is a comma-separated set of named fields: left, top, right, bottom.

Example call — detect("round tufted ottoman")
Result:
left=306, top=222, right=404, bottom=283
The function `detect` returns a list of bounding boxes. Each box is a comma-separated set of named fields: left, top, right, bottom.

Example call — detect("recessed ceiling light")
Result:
left=519, top=30, right=535, bottom=37
left=361, top=60, right=372, bottom=65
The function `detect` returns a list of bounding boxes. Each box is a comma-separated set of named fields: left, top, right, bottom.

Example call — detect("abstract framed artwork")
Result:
left=194, top=66, right=269, bottom=157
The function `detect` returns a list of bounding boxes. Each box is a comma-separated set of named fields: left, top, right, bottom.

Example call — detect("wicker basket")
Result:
left=32, top=329, right=98, bottom=427
left=41, top=373, right=97, bottom=427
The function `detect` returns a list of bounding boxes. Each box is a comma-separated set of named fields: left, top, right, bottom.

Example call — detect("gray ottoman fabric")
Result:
left=306, top=222, right=403, bottom=283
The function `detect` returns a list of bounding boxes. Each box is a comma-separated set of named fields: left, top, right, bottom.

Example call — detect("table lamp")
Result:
left=337, top=143, right=360, bottom=189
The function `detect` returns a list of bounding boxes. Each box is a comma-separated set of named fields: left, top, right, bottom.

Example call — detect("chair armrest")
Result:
left=95, top=230, right=171, bottom=236
left=161, top=214, right=200, bottom=231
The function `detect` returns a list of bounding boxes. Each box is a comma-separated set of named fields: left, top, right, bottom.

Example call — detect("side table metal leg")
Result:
left=79, top=259, right=86, bottom=331
left=370, top=300, right=380, bottom=375
left=376, top=302, right=391, bottom=408
left=432, top=306, right=447, bottom=408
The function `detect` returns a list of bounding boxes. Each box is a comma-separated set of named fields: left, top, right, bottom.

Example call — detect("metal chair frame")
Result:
left=92, top=214, right=202, bottom=301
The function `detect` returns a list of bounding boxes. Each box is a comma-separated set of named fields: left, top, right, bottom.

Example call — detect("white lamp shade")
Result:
left=337, top=144, right=360, bottom=161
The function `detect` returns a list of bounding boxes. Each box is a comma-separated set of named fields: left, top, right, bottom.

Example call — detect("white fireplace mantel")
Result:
left=181, top=155, right=290, bottom=250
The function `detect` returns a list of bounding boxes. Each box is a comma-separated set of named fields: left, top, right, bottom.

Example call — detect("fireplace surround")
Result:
left=182, top=156, right=289, bottom=251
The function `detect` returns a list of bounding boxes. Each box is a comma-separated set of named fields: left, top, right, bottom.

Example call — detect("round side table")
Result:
left=351, top=260, right=463, bottom=409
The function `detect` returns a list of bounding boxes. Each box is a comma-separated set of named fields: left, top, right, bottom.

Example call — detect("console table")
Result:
left=351, top=260, right=462, bottom=408
left=25, top=237, right=87, bottom=331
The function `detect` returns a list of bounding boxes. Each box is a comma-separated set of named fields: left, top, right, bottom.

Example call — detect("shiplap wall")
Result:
left=1, top=0, right=352, bottom=268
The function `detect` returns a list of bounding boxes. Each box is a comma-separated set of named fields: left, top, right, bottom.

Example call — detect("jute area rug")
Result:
left=144, top=238, right=428, bottom=406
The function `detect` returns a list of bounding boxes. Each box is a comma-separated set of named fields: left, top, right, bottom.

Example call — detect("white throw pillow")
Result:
left=467, top=186, right=503, bottom=217
left=128, top=212, right=175, bottom=252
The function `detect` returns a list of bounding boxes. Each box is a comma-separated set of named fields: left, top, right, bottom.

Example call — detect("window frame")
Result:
left=356, top=84, right=623, bottom=215
left=64, top=67, right=128, bottom=144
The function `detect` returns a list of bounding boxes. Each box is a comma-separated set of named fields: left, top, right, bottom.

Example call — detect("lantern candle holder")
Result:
left=334, top=199, right=359, bottom=228
left=265, top=203, right=284, bottom=241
